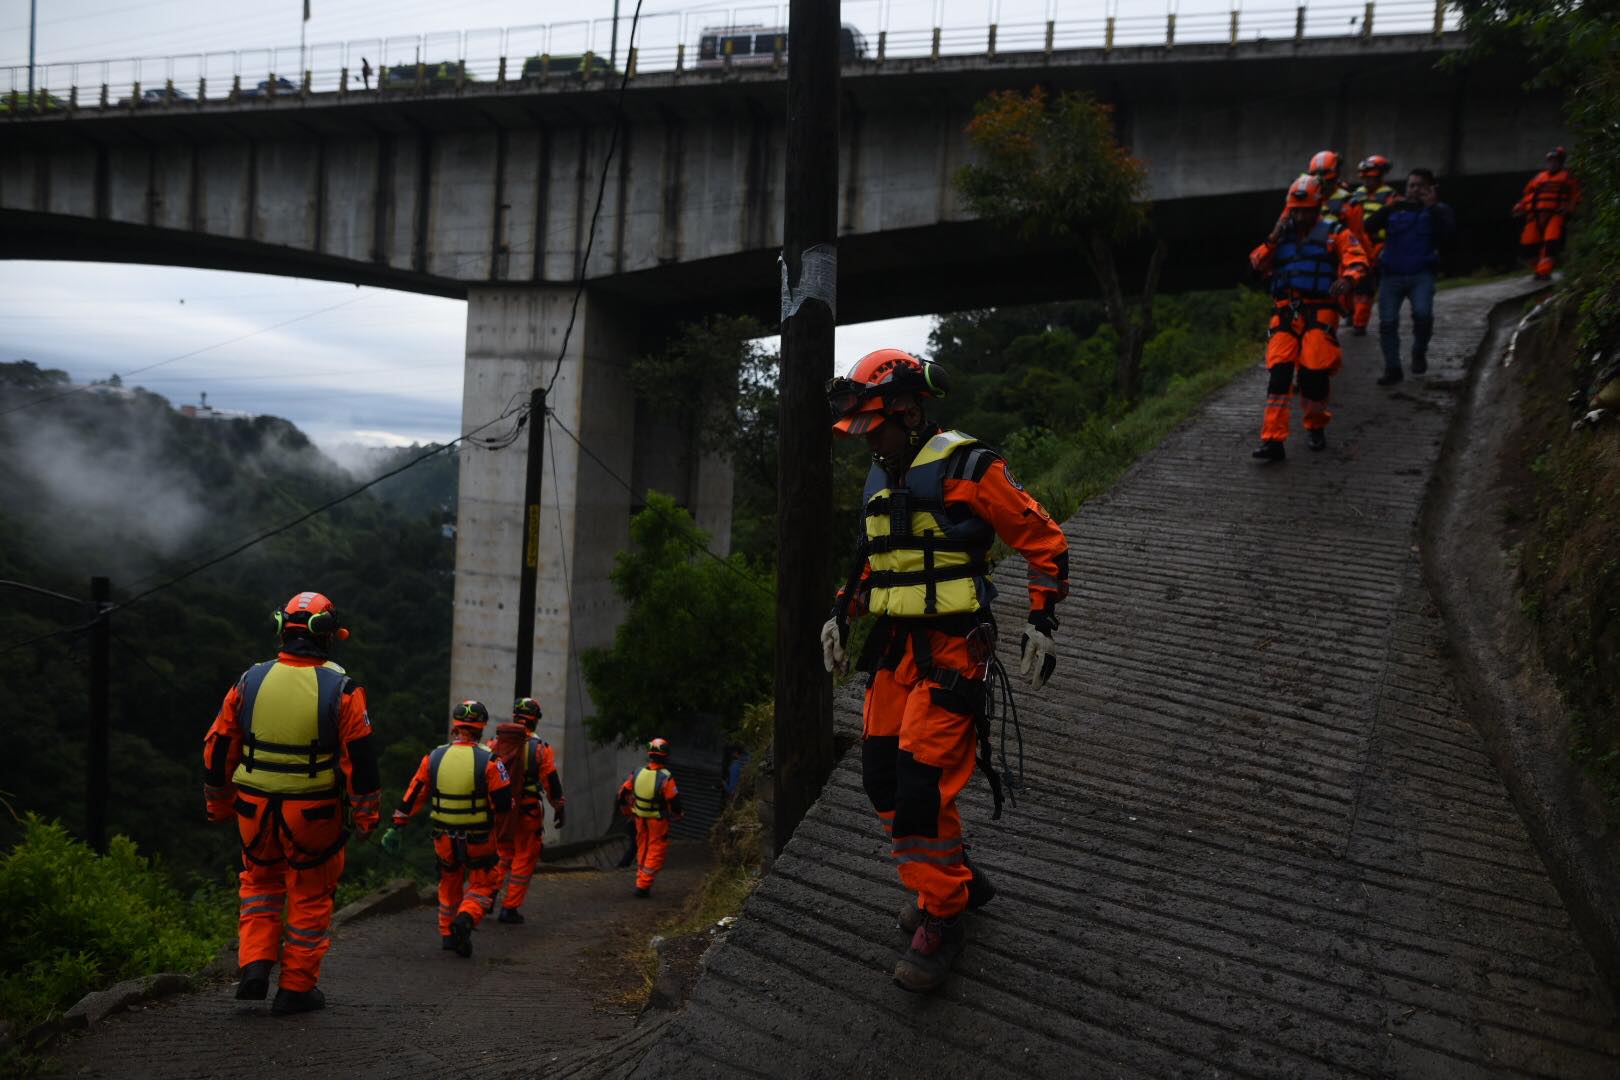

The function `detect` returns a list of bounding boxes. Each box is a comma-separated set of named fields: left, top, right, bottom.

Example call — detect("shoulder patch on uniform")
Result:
left=1003, top=463, right=1026, bottom=491
left=496, top=761, right=510, bottom=780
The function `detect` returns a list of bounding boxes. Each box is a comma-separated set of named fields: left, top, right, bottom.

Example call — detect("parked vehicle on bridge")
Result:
left=115, top=87, right=195, bottom=108
left=238, top=76, right=298, bottom=98
left=0, top=90, right=68, bottom=113
left=381, top=60, right=473, bottom=89
left=694, top=24, right=867, bottom=69
left=519, top=53, right=612, bottom=81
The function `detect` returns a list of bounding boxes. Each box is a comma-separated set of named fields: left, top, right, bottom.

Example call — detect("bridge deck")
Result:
left=585, top=280, right=1620, bottom=1078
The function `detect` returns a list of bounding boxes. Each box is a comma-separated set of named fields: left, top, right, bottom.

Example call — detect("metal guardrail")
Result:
left=3, top=0, right=1458, bottom=117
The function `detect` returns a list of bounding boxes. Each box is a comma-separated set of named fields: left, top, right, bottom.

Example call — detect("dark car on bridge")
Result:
left=520, top=53, right=613, bottom=81
left=695, top=24, right=867, bottom=68
left=114, top=87, right=195, bottom=108
left=238, top=76, right=297, bottom=98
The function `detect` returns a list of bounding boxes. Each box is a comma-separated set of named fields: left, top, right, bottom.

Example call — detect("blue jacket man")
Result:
left=1364, top=168, right=1456, bottom=383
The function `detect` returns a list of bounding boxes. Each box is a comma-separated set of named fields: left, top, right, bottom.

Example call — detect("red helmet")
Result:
left=512, top=697, right=542, bottom=730
left=274, top=591, right=348, bottom=641
left=1284, top=175, right=1325, bottom=210
left=647, top=737, right=670, bottom=762
left=826, top=349, right=949, bottom=436
left=1547, top=146, right=1567, bottom=163
left=451, top=700, right=489, bottom=736
left=1358, top=154, right=1391, bottom=177
left=1307, top=150, right=1340, bottom=183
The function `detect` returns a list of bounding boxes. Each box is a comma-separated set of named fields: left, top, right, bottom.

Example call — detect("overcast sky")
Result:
left=0, top=0, right=1402, bottom=449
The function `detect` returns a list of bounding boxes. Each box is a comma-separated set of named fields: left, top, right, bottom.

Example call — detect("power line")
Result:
left=0, top=619, right=97, bottom=656
left=545, top=412, right=771, bottom=599
left=0, top=580, right=88, bottom=606
left=544, top=0, right=645, bottom=396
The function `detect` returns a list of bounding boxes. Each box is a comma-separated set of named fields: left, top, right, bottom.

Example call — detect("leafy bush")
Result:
left=0, top=817, right=233, bottom=1034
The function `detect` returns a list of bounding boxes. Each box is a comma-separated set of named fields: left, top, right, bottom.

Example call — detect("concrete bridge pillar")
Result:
left=452, top=285, right=643, bottom=845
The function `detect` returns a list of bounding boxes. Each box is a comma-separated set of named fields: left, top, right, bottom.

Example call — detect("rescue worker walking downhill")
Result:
left=1309, top=150, right=1370, bottom=258
left=1250, top=175, right=1369, bottom=461
left=1350, top=155, right=1397, bottom=336
left=821, top=349, right=1069, bottom=994
left=202, top=591, right=381, bottom=1015
left=1514, top=146, right=1580, bottom=280
left=487, top=697, right=566, bottom=924
left=382, top=701, right=512, bottom=957
left=616, top=739, right=683, bottom=897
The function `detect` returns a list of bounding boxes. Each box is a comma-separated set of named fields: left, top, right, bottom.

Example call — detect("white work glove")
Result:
left=1018, top=613, right=1058, bottom=690
left=820, top=617, right=849, bottom=676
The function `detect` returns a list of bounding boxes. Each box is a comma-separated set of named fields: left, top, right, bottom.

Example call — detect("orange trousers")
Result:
left=434, top=834, right=501, bottom=935
left=633, top=817, right=670, bottom=890
left=234, top=791, right=347, bottom=992
left=860, top=621, right=980, bottom=919
left=1352, top=258, right=1380, bottom=330
left=1521, top=214, right=1568, bottom=276
left=1262, top=305, right=1341, bottom=442
left=495, top=810, right=543, bottom=911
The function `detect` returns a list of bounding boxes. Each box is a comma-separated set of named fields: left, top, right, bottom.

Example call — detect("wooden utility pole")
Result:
left=773, top=0, right=839, bottom=853
left=513, top=388, right=546, bottom=702
left=87, top=576, right=110, bottom=853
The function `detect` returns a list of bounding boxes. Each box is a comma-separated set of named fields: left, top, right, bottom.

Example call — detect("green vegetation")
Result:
left=0, top=817, right=232, bottom=1039
left=1457, top=1, right=1620, bottom=808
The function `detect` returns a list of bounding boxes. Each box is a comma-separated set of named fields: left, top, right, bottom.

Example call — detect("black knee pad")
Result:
left=1267, top=363, right=1296, bottom=395
left=861, top=735, right=899, bottom=814
left=893, top=750, right=942, bottom=839
left=1297, top=368, right=1330, bottom=401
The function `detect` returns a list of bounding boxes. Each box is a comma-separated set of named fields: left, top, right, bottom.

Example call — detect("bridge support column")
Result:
left=451, top=285, right=641, bottom=847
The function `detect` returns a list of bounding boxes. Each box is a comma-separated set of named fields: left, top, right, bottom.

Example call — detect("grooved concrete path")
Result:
left=607, top=281, right=1620, bottom=1078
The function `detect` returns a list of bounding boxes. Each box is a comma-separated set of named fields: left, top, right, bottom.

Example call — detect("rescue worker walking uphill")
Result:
left=821, top=349, right=1070, bottom=994
left=383, top=701, right=512, bottom=957
left=203, top=591, right=381, bottom=1015
left=617, top=738, right=683, bottom=897
left=488, top=697, right=566, bottom=924
left=1250, top=175, right=1368, bottom=461
left=1514, top=146, right=1580, bottom=280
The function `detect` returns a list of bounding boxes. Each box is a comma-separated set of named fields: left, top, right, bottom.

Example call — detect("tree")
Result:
left=580, top=492, right=774, bottom=747
left=956, top=87, right=1168, bottom=403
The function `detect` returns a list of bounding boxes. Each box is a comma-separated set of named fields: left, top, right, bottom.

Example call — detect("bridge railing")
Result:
left=3, top=0, right=1459, bottom=117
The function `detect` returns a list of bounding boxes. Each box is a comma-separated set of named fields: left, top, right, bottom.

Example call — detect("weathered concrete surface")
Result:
left=600, top=281, right=1620, bottom=1077
left=50, top=844, right=709, bottom=1078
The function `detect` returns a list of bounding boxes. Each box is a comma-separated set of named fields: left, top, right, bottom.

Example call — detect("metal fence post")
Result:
left=100, top=83, right=108, bottom=108
left=931, top=26, right=941, bottom=60
left=627, top=47, right=637, bottom=78
left=1045, top=19, right=1054, bottom=55
left=1295, top=5, right=1306, bottom=42
left=676, top=42, right=685, bottom=73
left=1229, top=9, right=1239, bottom=46
left=1166, top=13, right=1176, bottom=48
left=496, top=56, right=506, bottom=86
left=339, top=67, right=348, bottom=95
left=988, top=23, right=997, bottom=58
left=878, top=29, right=887, bottom=63
left=230, top=73, right=240, bottom=102
left=129, top=79, right=140, bottom=109
left=1106, top=16, right=1116, bottom=51
left=1362, top=2, right=1374, bottom=39
left=197, top=76, right=205, bottom=101
left=1433, top=0, right=1444, bottom=39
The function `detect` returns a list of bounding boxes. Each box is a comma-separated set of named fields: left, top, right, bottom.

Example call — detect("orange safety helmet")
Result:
left=647, top=737, right=670, bottom=762
left=1546, top=146, right=1567, bottom=164
left=1307, top=150, right=1340, bottom=184
left=512, top=697, right=542, bottom=729
left=1284, top=174, right=1326, bottom=210
left=1358, top=154, right=1391, bottom=177
left=273, top=591, right=349, bottom=641
left=826, top=349, right=949, bottom=436
left=451, top=699, right=489, bottom=736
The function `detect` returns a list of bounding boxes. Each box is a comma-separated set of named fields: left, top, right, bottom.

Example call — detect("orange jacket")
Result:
left=486, top=730, right=563, bottom=812
left=836, top=444, right=1070, bottom=621
left=392, top=734, right=514, bottom=827
left=617, top=765, right=683, bottom=820
left=1249, top=221, right=1368, bottom=297
left=1323, top=184, right=1369, bottom=255
left=1514, top=169, right=1580, bottom=217
left=203, top=651, right=381, bottom=831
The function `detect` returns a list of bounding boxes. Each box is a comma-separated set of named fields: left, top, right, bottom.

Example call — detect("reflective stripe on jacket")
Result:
left=632, top=767, right=671, bottom=819
left=862, top=431, right=996, bottom=617
left=429, top=743, right=493, bottom=832
left=231, top=660, right=347, bottom=796
left=1354, top=184, right=1398, bottom=241
left=1271, top=221, right=1339, bottom=298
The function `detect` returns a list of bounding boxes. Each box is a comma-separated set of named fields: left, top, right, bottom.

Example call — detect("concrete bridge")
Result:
left=0, top=31, right=1562, bottom=841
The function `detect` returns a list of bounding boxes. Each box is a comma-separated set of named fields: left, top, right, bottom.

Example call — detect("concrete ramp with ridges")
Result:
left=609, top=280, right=1620, bottom=1078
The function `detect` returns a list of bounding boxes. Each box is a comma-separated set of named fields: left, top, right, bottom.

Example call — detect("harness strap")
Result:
left=864, top=561, right=988, bottom=590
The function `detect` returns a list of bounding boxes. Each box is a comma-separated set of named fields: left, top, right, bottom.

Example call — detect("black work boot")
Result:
left=497, top=906, right=524, bottom=924
left=448, top=912, right=475, bottom=958
left=633, top=885, right=651, bottom=898
left=270, top=985, right=326, bottom=1015
left=894, top=914, right=966, bottom=993
left=1306, top=428, right=1327, bottom=452
left=441, top=935, right=456, bottom=951
left=1410, top=354, right=1428, bottom=375
left=1251, top=440, right=1286, bottom=462
left=898, top=863, right=997, bottom=935
left=235, top=959, right=272, bottom=1001
left=1377, top=369, right=1404, bottom=386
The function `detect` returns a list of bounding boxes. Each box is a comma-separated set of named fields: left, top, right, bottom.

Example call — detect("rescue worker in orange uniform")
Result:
left=487, top=697, right=566, bottom=924
left=821, top=349, right=1069, bottom=994
left=616, top=739, right=683, bottom=897
left=1349, top=155, right=1397, bottom=335
left=1250, top=175, right=1368, bottom=461
left=382, top=701, right=512, bottom=957
left=1514, top=147, right=1580, bottom=280
left=202, top=591, right=381, bottom=1015
left=1308, top=150, right=1369, bottom=257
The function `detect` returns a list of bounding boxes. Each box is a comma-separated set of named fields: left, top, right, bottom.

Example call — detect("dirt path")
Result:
left=51, top=842, right=709, bottom=1079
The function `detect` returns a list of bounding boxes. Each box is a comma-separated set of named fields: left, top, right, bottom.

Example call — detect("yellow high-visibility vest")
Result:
left=429, top=744, right=493, bottom=832
left=862, top=431, right=995, bottom=617
left=232, top=660, right=347, bottom=796
left=632, top=767, right=670, bottom=819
